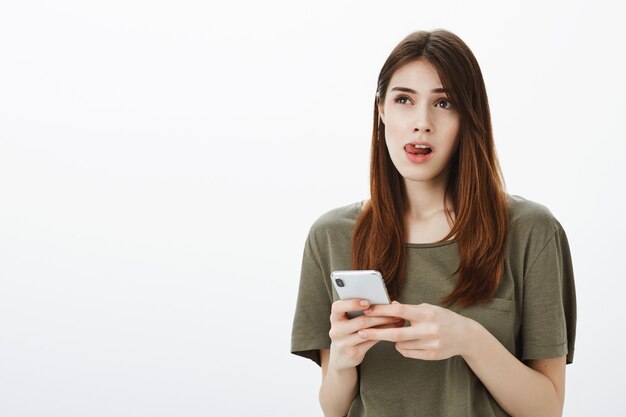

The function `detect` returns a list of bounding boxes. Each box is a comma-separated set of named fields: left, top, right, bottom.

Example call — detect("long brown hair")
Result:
left=351, top=29, right=509, bottom=307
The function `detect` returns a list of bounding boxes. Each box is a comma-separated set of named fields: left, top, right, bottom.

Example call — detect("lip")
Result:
left=404, top=141, right=435, bottom=164
left=405, top=140, right=434, bottom=150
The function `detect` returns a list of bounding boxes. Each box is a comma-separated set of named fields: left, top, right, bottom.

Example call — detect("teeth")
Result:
left=413, top=144, right=430, bottom=149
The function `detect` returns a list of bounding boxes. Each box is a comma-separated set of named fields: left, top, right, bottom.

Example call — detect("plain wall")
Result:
left=1, top=0, right=624, bottom=415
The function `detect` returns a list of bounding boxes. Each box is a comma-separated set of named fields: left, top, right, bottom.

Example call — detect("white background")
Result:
left=0, top=0, right=624, bottom=416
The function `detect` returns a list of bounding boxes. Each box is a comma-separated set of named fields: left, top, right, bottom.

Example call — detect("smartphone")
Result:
left=330, top=270, right=391, bottom=318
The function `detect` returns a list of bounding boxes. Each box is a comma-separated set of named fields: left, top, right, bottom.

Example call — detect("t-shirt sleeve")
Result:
left=290, top=229, right=333, bottom=367
left=521, top=224, right=577, bottom=364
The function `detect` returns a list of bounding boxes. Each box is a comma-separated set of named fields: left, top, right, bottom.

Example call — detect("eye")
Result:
left=394, top=95, right=412, bottom=105
left=436, top=99, right=453, bottom=109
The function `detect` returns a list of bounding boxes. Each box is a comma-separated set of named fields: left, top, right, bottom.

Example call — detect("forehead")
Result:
left=388, top=59, right=443, bottom=89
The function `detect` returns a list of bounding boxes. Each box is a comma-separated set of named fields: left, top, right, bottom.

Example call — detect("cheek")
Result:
left=384, top=118, right=405, bottom=142
left=384, top=127, right=406, bottom=159
left=384, top=111, right=407, bottom=131
left=439, top=117, right=461, bottom=146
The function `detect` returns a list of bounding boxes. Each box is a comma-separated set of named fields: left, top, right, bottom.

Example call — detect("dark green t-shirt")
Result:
left=290, top=194, right=576, bottom=417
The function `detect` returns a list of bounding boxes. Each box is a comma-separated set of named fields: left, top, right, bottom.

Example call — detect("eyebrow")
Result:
left=390, top=86, right=447, bottom=94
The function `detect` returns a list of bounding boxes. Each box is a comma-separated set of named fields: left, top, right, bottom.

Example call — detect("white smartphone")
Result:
left=330, top=270, right=391, bottom=318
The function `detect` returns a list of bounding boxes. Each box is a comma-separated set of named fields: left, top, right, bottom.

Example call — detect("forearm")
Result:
left=319, top=366, right=358, bottom=417
left=462, top=320, right=562, bottom=417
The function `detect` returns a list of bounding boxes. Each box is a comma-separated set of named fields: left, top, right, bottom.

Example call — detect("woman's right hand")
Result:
left=328, top=299, right=405, bottom=371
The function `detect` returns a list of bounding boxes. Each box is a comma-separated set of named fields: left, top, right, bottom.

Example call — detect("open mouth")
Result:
left=404, top=144, right=432, bottom=156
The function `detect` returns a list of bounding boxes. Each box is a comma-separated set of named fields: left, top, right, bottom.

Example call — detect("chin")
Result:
left=403, top=174, right=439, bottom=183
left=397, top=166, right=448, bottom=183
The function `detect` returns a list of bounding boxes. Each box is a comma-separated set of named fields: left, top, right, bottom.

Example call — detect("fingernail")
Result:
left=358, top=330, right=367, bottom=338
left=360, top=300, right=370, bottom=307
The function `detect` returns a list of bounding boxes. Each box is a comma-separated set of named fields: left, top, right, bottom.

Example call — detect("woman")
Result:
left=291, top=29, right=576, bottom=417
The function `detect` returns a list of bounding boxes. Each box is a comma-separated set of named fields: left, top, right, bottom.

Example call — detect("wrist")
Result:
left=324, top=362, right=358, bottom=389
left=461, top=317, right=486, bottom=361
left=327, top=360, right=357, bottom=376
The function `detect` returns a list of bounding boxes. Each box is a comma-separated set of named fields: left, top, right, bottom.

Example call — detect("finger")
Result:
left=356, top=339, right=379, bottom=355
left=385, top=322, right=434, bottom=342
left=334, top=338, right=379, bottom=359
left=371, top=319, right=407, bottom=330
left=330, top=299, right=371, bottom=322
left=363, top=302, right=430, bottom=321
left=357, top=325, right=417, bottom=342
left=344, top=315, right=404, bottom=334
left=396, top=345, right=442, bottom=361
left=331, top=316, right=401, bottom=340
left=396, top=347, right=426, bottom=359
left=334, top=331, right=381, bottom=349
left=396, top=339, right=430, bottom=350
left=362, top=302, right=409, bottom=319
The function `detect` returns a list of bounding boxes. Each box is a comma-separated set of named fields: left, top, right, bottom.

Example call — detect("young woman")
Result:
left=291, top=29, right=576, bottom=417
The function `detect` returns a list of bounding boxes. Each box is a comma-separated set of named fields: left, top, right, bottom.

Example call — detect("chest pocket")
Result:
left=451, top=297, right=515, bottom=348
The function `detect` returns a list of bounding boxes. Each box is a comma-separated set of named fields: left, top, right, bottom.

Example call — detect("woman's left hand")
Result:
left=359, top=301, right=476, bottom=361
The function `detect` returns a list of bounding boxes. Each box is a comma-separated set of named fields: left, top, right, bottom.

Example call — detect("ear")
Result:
left=377, top=98, right=386, bottom=124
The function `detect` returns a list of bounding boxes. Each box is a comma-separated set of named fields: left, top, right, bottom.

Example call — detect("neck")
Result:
left=403, top=172, right=454, bottom=220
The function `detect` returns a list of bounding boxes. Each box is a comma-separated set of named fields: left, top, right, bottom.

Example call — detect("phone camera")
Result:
left=335, top=278, right=345, bottom=287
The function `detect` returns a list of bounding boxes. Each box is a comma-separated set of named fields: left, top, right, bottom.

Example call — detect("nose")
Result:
left=413, top=105, right=433, bottom=133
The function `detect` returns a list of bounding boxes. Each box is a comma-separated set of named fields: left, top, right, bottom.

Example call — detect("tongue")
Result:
left=406, top=146, right=431, bottom=155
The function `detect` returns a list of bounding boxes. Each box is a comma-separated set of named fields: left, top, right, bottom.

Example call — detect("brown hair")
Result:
left=351, top=29, right=509, bottom=307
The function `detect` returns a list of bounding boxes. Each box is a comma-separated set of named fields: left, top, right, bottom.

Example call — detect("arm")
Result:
left=319, top=299, right=405, bottom=417
left=463, top=319, right=566, bottom=417
left=319, top=349, right=358, bottom=417
left=360, top=302, right=567, bottom=417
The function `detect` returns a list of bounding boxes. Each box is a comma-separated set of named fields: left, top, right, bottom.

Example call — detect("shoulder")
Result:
left=305, top=200, right=363, bottom=252
left=309, top=200, right=363, bottom=235
left=505, top=194, right=566, bottom=258
left=506, top=194, right=563, bottom=234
